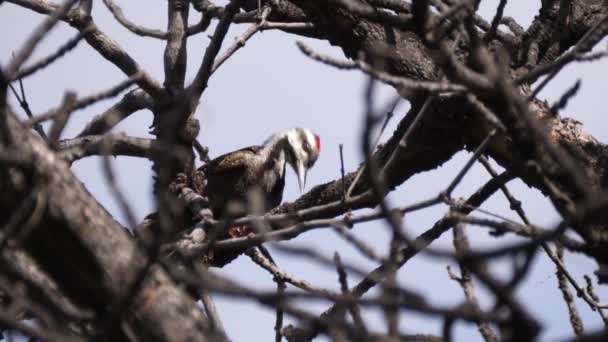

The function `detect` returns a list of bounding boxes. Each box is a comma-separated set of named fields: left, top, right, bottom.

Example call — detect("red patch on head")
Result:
left=314, top=134, right=321, bottom=153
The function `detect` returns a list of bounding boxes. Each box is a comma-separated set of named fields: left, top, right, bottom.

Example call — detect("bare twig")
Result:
left=334, top=252, right=367, bottom=337
left=13, top=29, right=88, bottom=80
left=8, top=80, right=47, bottom=139
left=478, top=158, right=608, bottom=320
left=6, top=0, right=79, bottom=77
left=200, top=286, right=229, bottom=340
left=344, top=97, right=398, bottom=201
left=25, top=73, right=142, bottom=126
left=247, top=248, right=335, bottom=297
left=297, top=41, right=467, bottom=94
left=450, top=224, right=499, bottom=342
left=6, top=0, right=164, bottom=97
left=211, top=6, right=272, bottom=73
left=519, top=14, right=608, bottom=88
left=483, top=0, right=507, bottom=43
left=584, top=275, right=608, bottom=325
left=274, top=279, right=286, bottom=342
left=282, top=172, right=514, bottom=340
left=175, top=193, right=442, bottom=257
left=444, top=129, right=496, bottom=196
left=556, top=244, right=585, bottom=336
left=189, top=0, right=243, bottom=100
left=103, top=0, right=170, bottom=39
left=338, top=144, right=346, bottom=200
left=48, top=91, right=76, bottom=143
left=100, top=138, right=139, bottom=230
left=332, top=223, right=385, bottom=263
left=550, top=79, right=581, bottom=114
left=76, top=89, right=152, bottom=138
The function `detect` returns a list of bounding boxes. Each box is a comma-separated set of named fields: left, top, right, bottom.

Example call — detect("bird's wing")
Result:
left=199, top=146, right=262, bottom=217
left=201, top=145, right=261, bottom=176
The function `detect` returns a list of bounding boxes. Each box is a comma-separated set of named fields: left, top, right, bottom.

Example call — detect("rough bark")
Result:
left=0, top=108, right=210, bottom=341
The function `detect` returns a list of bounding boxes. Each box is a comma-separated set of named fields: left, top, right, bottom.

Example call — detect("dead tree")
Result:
left=1, top=0, right=608, bottom=341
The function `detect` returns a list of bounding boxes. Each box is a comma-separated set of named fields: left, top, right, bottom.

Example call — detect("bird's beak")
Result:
left=296, top=160, right=307, bottom=193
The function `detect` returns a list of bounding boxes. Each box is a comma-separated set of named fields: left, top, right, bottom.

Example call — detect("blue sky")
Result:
left=2, top=1, right=608, bottom=341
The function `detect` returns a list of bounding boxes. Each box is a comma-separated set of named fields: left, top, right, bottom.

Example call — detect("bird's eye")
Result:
left=301, top=140, right=310, bottom=155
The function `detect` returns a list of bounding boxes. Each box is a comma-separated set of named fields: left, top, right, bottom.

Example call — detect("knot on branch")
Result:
left=282, top=324, right=316, bottom=342
left=68, top=8, right=93, bottom=30
left=178, top=117, right=201, bottom=144
left=171, top=0, right=188, bottom=11
left=192, top=0, right=220, bottom=14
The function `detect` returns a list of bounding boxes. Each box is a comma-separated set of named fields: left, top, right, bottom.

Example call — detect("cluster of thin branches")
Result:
left=1, top=0, right=608, bottom=341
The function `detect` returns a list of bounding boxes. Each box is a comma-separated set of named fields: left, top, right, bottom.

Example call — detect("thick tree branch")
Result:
left=76, top=89, right=153, bottom=138
left=58, top=134, right=155, bottom=163
left=164, top=0, right=189, bottom=92
left=277, top=0, right=608, bottom=278
left=0, top=107, right=211, bottom=341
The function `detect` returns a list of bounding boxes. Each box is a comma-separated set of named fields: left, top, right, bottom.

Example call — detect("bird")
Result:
left=198, top=127, right=321, bottom=219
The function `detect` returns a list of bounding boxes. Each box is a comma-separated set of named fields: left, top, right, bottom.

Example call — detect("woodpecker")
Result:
left=199, top=127, right=321, bottom=219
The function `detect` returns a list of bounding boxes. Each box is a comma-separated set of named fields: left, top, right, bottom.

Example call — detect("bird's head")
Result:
left=283, top=128, right=321, bottom=193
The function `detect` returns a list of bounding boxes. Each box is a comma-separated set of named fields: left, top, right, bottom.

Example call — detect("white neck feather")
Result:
left=260, top=130, right=291, bottom=176
left=261, top=130, right=288, bottom=158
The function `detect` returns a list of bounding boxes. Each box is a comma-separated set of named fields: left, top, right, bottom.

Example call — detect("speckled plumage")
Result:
left=198, top=128, right=320, bottom=219
left=199, top=145, right=286, bottom=218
